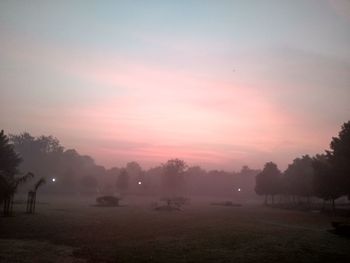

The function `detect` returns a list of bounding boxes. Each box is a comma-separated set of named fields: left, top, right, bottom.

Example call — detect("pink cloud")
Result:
left=1, top=33, right=338, bottom=170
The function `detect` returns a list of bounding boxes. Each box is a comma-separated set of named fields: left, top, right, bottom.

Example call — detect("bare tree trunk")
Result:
left=33, top=192, right=36, bottom=213
left=26, top=192, right=37, bottom=214
left=26, top=192, right=31, bottom=213
left=3, top=196, right=12, bottom=217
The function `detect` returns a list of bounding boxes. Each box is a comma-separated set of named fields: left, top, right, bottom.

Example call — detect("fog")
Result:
left=6, top=132, right=258, bottom=202
left=1, top=1, right=350, bottom=262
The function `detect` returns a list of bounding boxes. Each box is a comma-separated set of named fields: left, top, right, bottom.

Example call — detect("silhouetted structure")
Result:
left=26, top=177, right=46, bottom=214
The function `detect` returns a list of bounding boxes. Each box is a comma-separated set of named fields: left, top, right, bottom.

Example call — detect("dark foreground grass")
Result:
left=1, top=196, right=350, bottom=263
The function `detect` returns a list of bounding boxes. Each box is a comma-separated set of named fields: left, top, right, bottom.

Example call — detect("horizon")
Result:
left=1, top=0, right=350, bottom=171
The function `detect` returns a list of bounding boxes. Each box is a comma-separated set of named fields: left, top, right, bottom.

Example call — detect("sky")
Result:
left=1, top=0, right=350, bottom=171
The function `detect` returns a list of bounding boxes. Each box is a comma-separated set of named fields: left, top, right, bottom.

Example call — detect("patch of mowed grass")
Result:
left=0, top=239, right=86, bottom=263
left=1, top=198, right=350, bottom=263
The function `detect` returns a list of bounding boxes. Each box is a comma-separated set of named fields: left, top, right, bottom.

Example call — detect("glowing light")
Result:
left=238, top=188, right=241, bottom=192
left=52, top=178, right=56, bottom=182
left=138, top=181, right=142, bottom=185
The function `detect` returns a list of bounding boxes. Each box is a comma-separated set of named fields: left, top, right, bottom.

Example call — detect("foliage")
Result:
left=253, top=121, right=350, bottom=209
left=283, top=155, right=314, bottom=197
left=328, top=121, right=350, bottom=196
left=9, top=132, right=106, bottom=193
left=162, top=159, right=187, bottom=195
left=0, top=130, right=24, bottom=206
left=255, top=162, right=282, bottom=202
left=1, top=170, right=34, bottom=216
left=0, top=130, right=22, bottom=179
left=9, top=133, right=63, bottom=178
left=126, top=161, right=142, bottom=178
left=312, top=154, right=343, bottom=202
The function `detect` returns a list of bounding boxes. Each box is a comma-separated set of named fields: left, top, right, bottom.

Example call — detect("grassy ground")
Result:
left=1, top=196, right=350, bottom=263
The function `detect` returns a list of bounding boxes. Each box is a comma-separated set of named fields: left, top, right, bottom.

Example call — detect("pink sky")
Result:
left=1, top=1, right=349, bottom=171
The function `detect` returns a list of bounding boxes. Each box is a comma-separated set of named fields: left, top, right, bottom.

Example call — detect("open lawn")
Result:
left=1, top=196, right=350, bottom=263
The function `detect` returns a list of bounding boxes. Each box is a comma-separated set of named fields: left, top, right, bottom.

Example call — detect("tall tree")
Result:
left=126, top=161, right=142, bottom=190
left=0, top=130, right=27, bottom=216
left=255, top=162, right=282, bottom=205
left=328, top=121, right=350, bottom=197
left=0, top=130, right=21, bottom=177
left=9, top=133, right=64, bottom=178
left=9, top=132, right=104, bottom=194
left=312, top=154, right=342, bottom=211
left=283, top=155, right=314, bottom=202
left=126, top=162, right=142, bottom=178
left=162, top=159, right=187, bottom=196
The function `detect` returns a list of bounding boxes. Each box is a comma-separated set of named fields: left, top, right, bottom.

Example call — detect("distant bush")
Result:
left=153, top=196, right=190, bottom=212
left=211, top=201, right=242, bottom=207
left=96, top=196, right=120, bottom=207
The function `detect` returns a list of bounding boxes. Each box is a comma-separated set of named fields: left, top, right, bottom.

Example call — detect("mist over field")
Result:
left=1, top=1, right=350, bottom=263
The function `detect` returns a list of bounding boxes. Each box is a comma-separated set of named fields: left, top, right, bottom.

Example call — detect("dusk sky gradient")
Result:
left=1, top=0, right=350, bottom=170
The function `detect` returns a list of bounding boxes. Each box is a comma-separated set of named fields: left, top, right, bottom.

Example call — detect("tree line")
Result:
left=3, top=121, right=348, bottom=216
left=1, top=130, right=260, bottom=216
left=255, top=121, right=350, bottom=210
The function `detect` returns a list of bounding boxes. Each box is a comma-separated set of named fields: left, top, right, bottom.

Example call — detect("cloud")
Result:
left=1, top=29, right=348, bottom=170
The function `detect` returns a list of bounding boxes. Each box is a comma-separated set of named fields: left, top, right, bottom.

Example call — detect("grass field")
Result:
left=1, top=196, right=350, bottom=263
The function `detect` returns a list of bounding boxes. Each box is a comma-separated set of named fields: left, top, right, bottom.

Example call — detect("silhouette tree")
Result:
left=237, top=165, right=260, bottom=196
left=60, top=149, right=97, bottom=192
left=9, top=133, right=64, bottom=179
left=26, top=177, right=46, bottom=214
left=284, top=155, right=314, bottom=204
left=9, top=132, right=107, bottom=194
left=0, top=130, right=21, bottom=176
left=255, top=162, right=282, bottom=205
left=312, top=154, right=342, bottom=211
left=116, top=168, right=129, bottom=195
left=126, top=161, right=143, bottom=191
left=126, top=161, right=142, bottom=177
left=0, top=130, right=34, bottom=216
left=328, top=121, right=350, bottom=197
left=162, top=159, right=187, bottom=196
